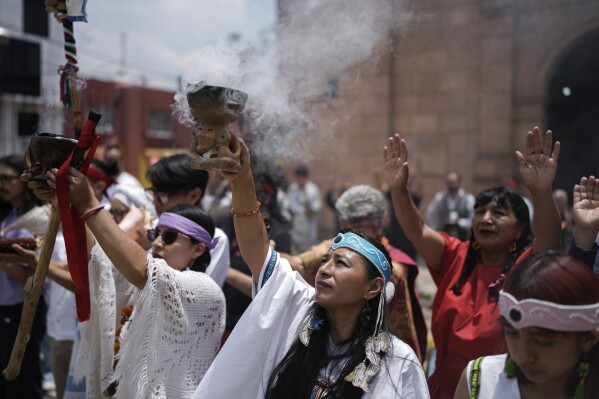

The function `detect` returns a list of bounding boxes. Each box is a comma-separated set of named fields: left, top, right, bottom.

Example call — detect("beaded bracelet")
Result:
left=230, top=201, right=261, bottom=218
left=80, top=204, right=105, bottom=221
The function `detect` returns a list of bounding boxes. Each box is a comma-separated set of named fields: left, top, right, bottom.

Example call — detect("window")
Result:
left=0, top=38, right=41, bottom=96
left=146, top=112, right=173, bottom=139
left=24, top=0, right=49, bottom=37
left=18, top=112, right=39, bottom=136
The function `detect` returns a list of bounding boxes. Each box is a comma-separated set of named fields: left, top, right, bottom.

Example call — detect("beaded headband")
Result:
left=329, top=232, right=391, bottom=283
left=499, top=291, right=599, bottom=332
left=327, top=232, right=395, bottom=392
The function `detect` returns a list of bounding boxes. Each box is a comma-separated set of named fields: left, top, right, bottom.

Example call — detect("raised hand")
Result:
left=211, top=137, right=252, bottom=183
left=383, top=134, right=410, bottom=191
left=515, top=127, right=560, bottom=192
left=572, top=176, right=599, bottom=233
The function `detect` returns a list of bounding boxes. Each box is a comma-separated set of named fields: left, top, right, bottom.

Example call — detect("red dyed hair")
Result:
left=503, top=252, right=599, bottom=305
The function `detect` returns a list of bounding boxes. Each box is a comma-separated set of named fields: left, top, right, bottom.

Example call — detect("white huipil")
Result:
left=193, top=247, right=430, bottom=399
left=466, top=354, right=521, bottom=399
left=79, top=244, right=225, bottom=399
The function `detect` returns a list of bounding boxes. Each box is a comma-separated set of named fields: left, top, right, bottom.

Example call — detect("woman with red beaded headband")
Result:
left=192, top=139, right=429, bottom=398
left=383, top=127, right=563, bottom=399
left=455, top=252, right=599, bottom=399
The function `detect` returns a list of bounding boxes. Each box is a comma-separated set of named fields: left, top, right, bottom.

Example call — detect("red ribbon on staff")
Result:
left=56, top=115, right=102, bottom=322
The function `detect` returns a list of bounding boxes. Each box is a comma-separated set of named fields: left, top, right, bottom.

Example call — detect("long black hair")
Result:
left=163, top=204, right=215, bottom=273
left=265, top=229, right=393, bottom=399
left=452, top=187, right=533, bottom=298
left=147, top=154, right=208, bottom=198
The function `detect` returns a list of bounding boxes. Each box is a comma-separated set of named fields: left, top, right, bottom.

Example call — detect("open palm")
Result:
left=572, top=176, right=599, bottom=232
left=515, top=127, right=560, bottom=192
left=383, top=134, right=410, bottom=190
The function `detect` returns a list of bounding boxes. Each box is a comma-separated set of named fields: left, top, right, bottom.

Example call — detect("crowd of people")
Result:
left=0, top=124, right=598, bottom=398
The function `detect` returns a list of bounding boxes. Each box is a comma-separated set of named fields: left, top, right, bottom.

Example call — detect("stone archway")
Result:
left=545, top=29, right=599, bottom=193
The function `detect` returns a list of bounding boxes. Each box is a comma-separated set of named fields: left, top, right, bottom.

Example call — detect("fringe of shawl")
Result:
left=111, top=254, right=161, bottom=399
left=75, top=244, right=118, bottom=397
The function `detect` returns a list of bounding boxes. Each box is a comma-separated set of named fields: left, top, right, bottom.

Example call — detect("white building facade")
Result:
left=0, top=0, right=64, bottom=156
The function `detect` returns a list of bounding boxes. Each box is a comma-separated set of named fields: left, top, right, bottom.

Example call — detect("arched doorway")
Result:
left=545, top=29, right=599, bottom=195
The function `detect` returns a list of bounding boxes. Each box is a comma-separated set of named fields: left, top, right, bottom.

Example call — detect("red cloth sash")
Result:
left=56, top=119, right=101, bottom=322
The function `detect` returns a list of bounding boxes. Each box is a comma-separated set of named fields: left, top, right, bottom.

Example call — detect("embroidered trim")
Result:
left=310, top=379, right=328, bottom=399
left=469, top=356, right=483, bottom=399
left=261, top=250, right=278, bottom=288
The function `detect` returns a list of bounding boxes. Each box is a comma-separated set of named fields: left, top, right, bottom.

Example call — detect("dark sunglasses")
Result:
left=147, top=229, right=188, bottom=245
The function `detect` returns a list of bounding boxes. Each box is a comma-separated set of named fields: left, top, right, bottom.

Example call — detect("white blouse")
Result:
left=193, top=247, right=430, bottom=398
left=80, top=244, right=226, bottom=399
left=466, top=354, right=521, bottom=399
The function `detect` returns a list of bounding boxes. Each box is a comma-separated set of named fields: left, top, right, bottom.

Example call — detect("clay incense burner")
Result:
left=26, top=133, right=78, bottom=180
left=186, top=82, right=248, bottom=173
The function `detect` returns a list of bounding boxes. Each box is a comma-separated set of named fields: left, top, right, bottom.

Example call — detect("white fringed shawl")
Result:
left=79, top=244, right=226, bottom=398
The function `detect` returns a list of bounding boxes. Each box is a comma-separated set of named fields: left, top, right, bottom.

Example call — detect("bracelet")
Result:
left=230, top=202, right=261, bottom=218
left=80, top=204, right=105, bottom=221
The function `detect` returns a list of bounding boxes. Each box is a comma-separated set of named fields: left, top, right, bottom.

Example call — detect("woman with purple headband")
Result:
left=25, top=168, right=225, bottom=399
left=455, top=252, right=599, bottom=399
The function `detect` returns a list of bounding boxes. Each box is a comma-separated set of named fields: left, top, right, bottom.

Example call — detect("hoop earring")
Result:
left=575, top=352, right=589, bottom=399
left=472, top=241, right=480, bottom=250
left=509, top=242, right=517, bottom=252
left=360, top=302, right=371, bottom=329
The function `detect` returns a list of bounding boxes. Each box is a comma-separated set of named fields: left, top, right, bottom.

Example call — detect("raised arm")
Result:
left=384, top=134, right=446, bottom=273
left=215, top=140, right=269, bottom=282
left=571, top=176, right=599, bottom=250
left=28, top=168, right=150, bottom=289
left=515, top=127, right=562, bottom=253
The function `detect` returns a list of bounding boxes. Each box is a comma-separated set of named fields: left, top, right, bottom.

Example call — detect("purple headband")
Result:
left=157, top=212, right=219, bottom=250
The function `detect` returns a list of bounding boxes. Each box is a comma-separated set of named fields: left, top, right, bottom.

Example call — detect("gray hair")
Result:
left=335, top=184, right=387, bottom=223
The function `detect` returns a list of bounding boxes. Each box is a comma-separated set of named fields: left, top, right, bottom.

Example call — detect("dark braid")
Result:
left=451, top=187, right=533, bottom=298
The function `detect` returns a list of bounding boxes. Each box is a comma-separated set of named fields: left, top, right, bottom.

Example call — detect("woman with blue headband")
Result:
left=192, top=140, right=429, bottom=398
left=24, top=169, right=226, bottom=399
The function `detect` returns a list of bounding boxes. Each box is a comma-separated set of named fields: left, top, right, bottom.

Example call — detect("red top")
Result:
left=427, top=233, right=532, bottom=399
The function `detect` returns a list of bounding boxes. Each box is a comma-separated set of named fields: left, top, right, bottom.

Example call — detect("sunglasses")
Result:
left=147, top=229, right=189, bottom=245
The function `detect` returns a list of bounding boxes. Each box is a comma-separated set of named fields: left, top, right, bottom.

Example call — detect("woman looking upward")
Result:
left=193, top=139, right=429, bottom=398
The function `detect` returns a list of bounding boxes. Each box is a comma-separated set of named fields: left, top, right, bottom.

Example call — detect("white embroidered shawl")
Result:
left=79, top=244, right=226, bottom=398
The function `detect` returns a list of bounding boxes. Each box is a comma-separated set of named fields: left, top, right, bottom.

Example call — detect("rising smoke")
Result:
left=173, top=0, right=408, bottom=166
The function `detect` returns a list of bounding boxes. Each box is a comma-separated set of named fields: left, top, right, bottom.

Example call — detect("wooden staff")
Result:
left=2, top=209, right=61, bottom=380
left=3, top=3, right=87, bottom=380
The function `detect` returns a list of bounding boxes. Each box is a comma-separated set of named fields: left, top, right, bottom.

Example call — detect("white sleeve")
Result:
left=204, top=227, right=230, bottom=287
left=194, top=248, right=314, bottom=399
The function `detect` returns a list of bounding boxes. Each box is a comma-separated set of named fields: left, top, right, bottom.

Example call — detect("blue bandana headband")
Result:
left=329, top=232, right=391, bottom=283
left=157, top=212, right=219, bottom=250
